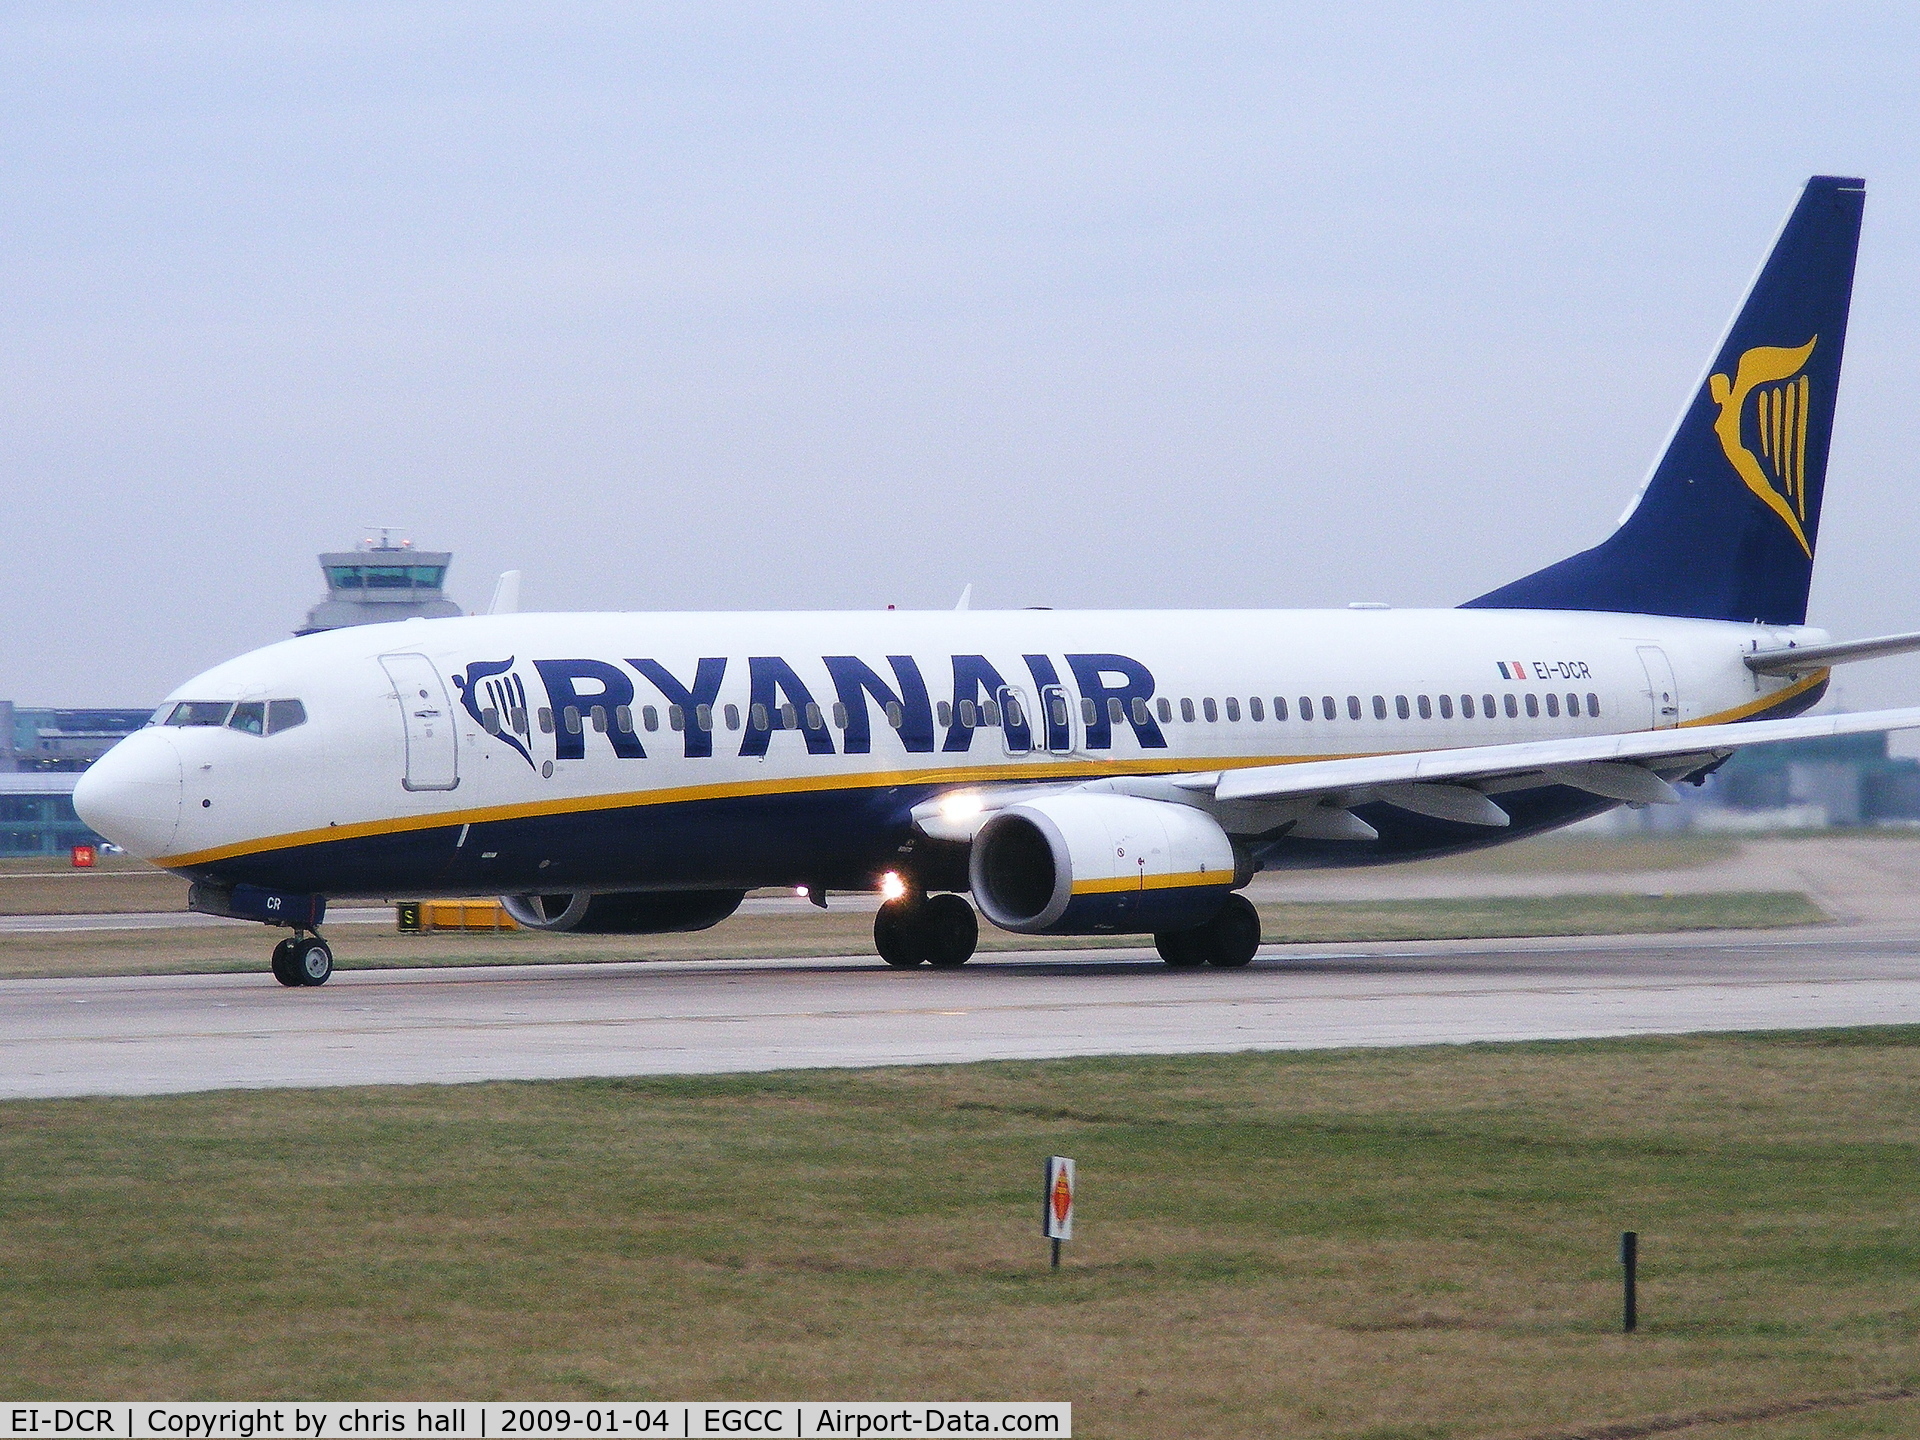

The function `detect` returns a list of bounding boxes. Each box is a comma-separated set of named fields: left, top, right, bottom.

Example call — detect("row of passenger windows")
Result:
left=1158, top=691, right=1602, bottom=723
left=486, top=688, right=1603, bottom=740
left=159, top=699, right=309, bottom=735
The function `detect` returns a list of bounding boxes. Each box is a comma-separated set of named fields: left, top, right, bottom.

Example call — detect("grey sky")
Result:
left=3, top=3, right=1917, bottom=719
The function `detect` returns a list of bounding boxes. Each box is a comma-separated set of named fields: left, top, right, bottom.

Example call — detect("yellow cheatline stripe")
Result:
left=154, top=670, right=1831, bottom=869
left=1679, top=668, right=1827, bottom=727
left=1070, top=870, right=1233, bottom=896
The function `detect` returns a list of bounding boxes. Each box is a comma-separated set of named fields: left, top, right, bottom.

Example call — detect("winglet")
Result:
left=487, top=570, right=522, bottom=616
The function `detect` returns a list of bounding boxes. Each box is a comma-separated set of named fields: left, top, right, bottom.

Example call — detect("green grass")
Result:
left=6, top=1032, right=1920, bottom=1436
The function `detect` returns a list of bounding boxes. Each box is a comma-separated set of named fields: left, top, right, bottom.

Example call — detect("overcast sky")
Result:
left=3, top=3, right=1917, bottom=720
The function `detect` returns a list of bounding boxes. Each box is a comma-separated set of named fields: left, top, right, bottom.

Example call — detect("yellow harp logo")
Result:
left=1709, top=337, right=1818, bottom=557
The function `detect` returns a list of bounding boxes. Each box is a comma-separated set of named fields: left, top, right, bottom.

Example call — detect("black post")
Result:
left=1621, top=1231, right=1638, bottom=1333
left=1051, top=1238, right=1061, bottom=1270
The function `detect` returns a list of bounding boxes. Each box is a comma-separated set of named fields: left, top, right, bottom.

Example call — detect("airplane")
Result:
left=75, top=174, right=1920, bottom=988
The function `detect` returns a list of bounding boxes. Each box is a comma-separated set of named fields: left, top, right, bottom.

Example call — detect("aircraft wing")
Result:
left=1175, top=705, right=1920, bottom=813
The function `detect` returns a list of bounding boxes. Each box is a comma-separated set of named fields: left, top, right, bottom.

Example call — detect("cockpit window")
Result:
left=267, top=699, right=307, bottom=735
left=166, top=701, right=233, bottom=727
left=227, top=702, right=266, bottom=735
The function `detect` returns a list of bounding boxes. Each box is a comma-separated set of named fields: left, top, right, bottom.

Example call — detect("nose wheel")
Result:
left=270, top=933, right=334, bottom=987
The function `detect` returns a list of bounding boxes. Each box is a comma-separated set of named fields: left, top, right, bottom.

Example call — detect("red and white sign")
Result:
left=1043, top=1155, right=1075, bottom=1241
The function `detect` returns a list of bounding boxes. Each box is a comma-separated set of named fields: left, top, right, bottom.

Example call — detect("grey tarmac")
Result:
left=6, top=922, right=1920, bottom=1099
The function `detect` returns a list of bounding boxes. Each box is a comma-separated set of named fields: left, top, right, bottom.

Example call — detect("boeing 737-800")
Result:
left=75, top=175, right=1920, bottom=987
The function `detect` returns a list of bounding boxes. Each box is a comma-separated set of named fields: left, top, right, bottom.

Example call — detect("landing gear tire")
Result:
left=874, top=899, right=926, bottom=968
left=291, top=934, right=334, bottom=986
left=1156, top=894, right=1262, bottom=969
left=270, top=938, right=303, bottom=987
left=923, top=893, right=978, bottom=968
left=1198, top=894, right=1261, bottom=968
left=874, top=894, right=979, bottom=969
left=1154, top=931, right=1204, bottom=968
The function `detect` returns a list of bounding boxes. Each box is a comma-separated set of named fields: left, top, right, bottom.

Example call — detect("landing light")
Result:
left=939, top=792, right=984, bottom=823
left=879, top=872, right=907, bottom=901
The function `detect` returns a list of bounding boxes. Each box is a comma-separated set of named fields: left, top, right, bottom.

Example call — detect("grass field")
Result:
left=6, top=1032, right=1920, bottom=1437
left=0, top=890, right=1827, bottom=980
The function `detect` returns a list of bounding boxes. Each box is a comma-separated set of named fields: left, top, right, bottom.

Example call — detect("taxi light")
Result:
left=879, top=872, right=907, bottom=901
left=939, top=792, right=984, bottom=822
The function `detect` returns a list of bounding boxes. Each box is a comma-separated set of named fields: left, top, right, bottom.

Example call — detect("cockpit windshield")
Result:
left=166, top=701, right=233, bottom=727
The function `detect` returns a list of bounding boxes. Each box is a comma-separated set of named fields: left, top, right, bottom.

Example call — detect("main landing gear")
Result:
left=874, top=892, right=978, bottom=969
left=270, top=932, right=334, bottom=987
left=1154, top=893, right=1262, bottom=969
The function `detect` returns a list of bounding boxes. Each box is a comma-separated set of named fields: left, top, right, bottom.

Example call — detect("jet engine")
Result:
left=500, top=889, right=745, bottom=934
left=969, top=793, right=1238, bottom=934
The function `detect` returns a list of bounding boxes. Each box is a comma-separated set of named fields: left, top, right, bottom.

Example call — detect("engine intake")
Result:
left=969, top=793, right=1236, bottom=934
left=500, top=889, right=745, bottom=934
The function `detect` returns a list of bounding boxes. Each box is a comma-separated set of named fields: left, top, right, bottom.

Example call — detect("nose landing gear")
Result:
left=874, top=892, right=978, bottom=969
left=270, top=932, right=334, bottom=987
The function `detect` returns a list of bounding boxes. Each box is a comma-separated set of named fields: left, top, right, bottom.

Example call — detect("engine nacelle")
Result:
left=969, top=793, right=1237, bottom=935
left=500, top=889, right=745, bottom=934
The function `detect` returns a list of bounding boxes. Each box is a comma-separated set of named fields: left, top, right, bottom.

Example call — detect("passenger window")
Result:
left=479, top=708, right=501, bottom=735
left=1461, top=695, right=1475, bottom=719
left=805, top=702, right=823, bottom=729
left=564, top=706, right=583, bottom=734
left=724, top=704, right=741, bottom=731
left=669, top=705, right=685, bottom=732
left=614, top=705, right=632, bottom=732
left=750, top=703, right=769, bottom=730
left=1525, top=694, right=1540, bottom=718
left=591, top=706, right=608, bottom=733
left=1322, top=696, right=1336, bottom=720
left=167, top=701, right=233, bottom=727
left=1396, top=695, right=1410, bottom=720
left=1006, top=697, right=1025, bottom=728
left=1132, top=697, right=1150, bottom=725
left=227, top=702, right=266, bottom=735
left=538, top=707, right=554, bottom=733
left=1203, top=698, right=1219, bottom=723
left=1298, top=697, right=1312, bottom=720
left=1483, top=694, right=1496, bottom=717
left=959, top=700, right=977, bottom=727
left=1372, top=695, right=1387, bottom=720
left=1587, top=692, right=1601, bottom=716
left=1225, top=697, right=1240, bottom=722
left=696, top=704, right=713, bottom=733
left=1566, top=693, right=1580, bottom=717
left=1081, top=697, right=1097, bottom=724
left=1273, top=697, right=1288, bottom=721
left=1049, top=695, right=1069, bottom=727
left=1503, top=694, right=1519, bottom=718
left=1545, top=693, right=1560, bottom=717
left=833, top=702, right=848, bottom=729
left=779, top=702, right=798, bottom=729
left=1436, top=694, right=1452, bottom=720
left=982, top=699, right=1001, bottom=727
left=1181, top=698, right=1196, bottom=723
left=886, top=701, right=904, bottom=729
left=1249, top=697, right=1264, bottom=722
left=267, top=699, right=307, bottom=735
left=938, top=701, right=953, bottom=727
left=642, top=705, right=659, bottom=732
left=1347, top=695, right=1362, bottom=720
left=1157, top=697, right=1173, bottom=723
left=1416, top=695, right=1431, bottom=719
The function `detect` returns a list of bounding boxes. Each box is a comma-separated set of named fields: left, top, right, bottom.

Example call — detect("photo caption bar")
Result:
left=3, top=1405, right=1069, bottom=1439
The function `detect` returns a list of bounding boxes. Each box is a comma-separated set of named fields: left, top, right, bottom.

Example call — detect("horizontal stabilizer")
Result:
left=1747, top=630, right=1920, bottom=675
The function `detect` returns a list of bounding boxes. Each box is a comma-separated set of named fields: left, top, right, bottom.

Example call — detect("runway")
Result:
left=6, top=923, right=1920, bottom=1099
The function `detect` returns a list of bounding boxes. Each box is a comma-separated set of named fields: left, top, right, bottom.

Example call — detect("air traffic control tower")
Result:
left=297, top=531, right=463, bottom=634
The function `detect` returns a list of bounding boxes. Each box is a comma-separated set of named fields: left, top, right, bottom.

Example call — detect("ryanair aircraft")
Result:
left=76, top=176, right=1920, bottom=987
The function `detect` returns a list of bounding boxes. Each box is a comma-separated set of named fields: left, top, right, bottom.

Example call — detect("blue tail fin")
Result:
left=1465, top=176, right=1865, bottom=626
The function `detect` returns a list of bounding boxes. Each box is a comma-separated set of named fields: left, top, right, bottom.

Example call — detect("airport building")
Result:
left=298, top=530, right=462, bottom=634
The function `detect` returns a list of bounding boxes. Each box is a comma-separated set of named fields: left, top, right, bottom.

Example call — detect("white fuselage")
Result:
left=74, top=606, right=1823, bottom=900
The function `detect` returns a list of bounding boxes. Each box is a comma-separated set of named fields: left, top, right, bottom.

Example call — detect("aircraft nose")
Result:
left=73, top=728, right=183, bottom=859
